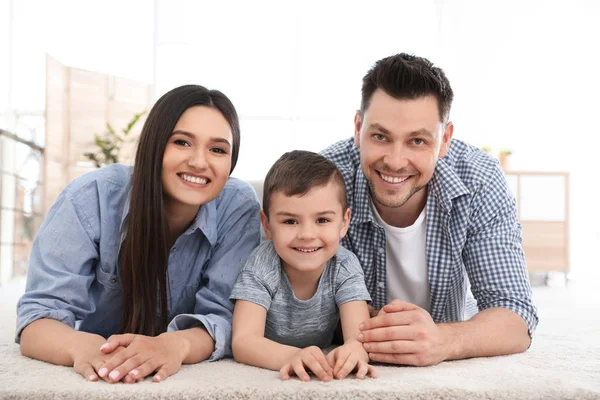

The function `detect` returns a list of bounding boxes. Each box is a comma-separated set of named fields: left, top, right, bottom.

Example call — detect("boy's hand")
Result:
left=326, top=339, right=377, bottom=380
left=279, top=346, right=333, bottom=382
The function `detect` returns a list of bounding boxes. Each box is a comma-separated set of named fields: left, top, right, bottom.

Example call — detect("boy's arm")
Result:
left=231, top=300, right=301, bottom=370
left=339, top=300, right=371, bottom=342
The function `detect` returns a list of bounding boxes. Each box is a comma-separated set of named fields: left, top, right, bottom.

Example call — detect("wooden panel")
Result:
left=44, top=56, right=69, bottom=215
left=522, top=221, right=568, bottom=272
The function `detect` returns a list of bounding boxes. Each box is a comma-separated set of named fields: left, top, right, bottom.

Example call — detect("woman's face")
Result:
left=162, top=105, right=233, bottom=214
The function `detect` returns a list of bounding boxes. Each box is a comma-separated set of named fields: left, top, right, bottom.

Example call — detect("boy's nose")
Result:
left=297, top=225, right=316, bottom=240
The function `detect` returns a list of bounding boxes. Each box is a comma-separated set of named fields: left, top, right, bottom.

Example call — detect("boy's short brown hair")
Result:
left=262, top=150, right=348, bottom=217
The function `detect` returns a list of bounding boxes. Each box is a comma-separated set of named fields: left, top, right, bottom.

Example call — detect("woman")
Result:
left=16, top=85, right=261, bottom=383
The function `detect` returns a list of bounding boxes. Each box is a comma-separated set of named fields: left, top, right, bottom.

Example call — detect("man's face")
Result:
left=354, top=89, right=453, bottom=217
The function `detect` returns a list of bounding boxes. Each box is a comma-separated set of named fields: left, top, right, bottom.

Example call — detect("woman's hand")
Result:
left=326, top=339, right=377, bottom=380
left=70, top=333, right=128, bottom=382
left=97, top=332, right=189, bottom=383
left=279, top=346, right=334, bottom=382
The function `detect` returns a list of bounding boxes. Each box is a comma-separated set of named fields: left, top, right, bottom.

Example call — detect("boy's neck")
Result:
left=282, top=261, right=326, bottom=301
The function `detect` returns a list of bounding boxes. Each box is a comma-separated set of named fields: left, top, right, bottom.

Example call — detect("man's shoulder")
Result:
left=443, top=139, right=505, bottom=192
left=320, top=138, right=360, bottom=176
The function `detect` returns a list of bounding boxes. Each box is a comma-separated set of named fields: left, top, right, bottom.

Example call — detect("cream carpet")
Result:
left=0, top=285, right=599, bottom=399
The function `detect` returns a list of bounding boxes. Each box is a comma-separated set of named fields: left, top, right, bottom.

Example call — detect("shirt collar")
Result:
left=352, top=155, right=470, bottom=224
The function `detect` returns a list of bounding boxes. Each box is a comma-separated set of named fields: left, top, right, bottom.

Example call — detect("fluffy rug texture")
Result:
left=1, top=286, right=599, bottom=399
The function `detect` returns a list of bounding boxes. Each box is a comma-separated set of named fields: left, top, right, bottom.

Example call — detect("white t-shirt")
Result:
left=371, top=202, right=431, bottom=312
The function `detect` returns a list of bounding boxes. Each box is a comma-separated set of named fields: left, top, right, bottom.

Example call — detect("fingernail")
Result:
left=100, top=343, right=109, bottom=351
left=89, top=375, right=97, bottom=381
left=153, top=375, right=161, bottom=383
left=98, top=368, right=107, bottom=377
left=357, top=333, right=363, bottom=342
left=359, top=323, right=364, bottom=330
left=130, top=370, right=139, bottom=378
left=364, top=343, right=370, bottom=351
left=109, top=370, right=120, bottom=380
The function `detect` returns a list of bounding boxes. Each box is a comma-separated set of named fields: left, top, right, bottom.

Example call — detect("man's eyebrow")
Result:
left=368, top=123, right=392, bottom=135
left=369, top=124, right=436, bottom=140
left=408, top=129, right=435, bottom=140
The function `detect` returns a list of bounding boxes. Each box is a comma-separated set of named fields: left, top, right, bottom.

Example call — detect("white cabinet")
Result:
left=505, top=172, right=569, bottom=274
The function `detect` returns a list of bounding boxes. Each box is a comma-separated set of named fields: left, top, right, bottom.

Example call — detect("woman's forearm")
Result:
left=20, top=319, right=104, bottom=366
left=161, top=327, right=215, bottom=364
left=232, top=334, right=299, bottom=371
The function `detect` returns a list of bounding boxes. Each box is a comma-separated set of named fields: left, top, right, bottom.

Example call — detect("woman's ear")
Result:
left=260, top=210, right=272, bottom=240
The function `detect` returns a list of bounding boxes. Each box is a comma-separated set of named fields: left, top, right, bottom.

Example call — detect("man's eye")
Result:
left=372, top=134, right=386, bottom=141
left=317, top=218, right=330, bottom=224
left=174, top=139, right=191, bottom=147
left=412, top=138, right=426, bottom=146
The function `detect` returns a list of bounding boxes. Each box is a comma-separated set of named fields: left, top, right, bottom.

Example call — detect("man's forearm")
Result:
left=440, top=307, right=530, bottom=361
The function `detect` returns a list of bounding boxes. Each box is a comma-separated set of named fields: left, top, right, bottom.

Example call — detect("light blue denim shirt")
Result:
left=16, top=164, right=261, bottom=361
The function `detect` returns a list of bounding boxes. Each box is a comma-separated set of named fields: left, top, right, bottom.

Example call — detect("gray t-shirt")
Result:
left=230, top=240, right=371, bottom=349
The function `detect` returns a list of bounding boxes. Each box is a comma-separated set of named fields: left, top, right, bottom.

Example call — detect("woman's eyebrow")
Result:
left=171, top=130, right=231, bottom=148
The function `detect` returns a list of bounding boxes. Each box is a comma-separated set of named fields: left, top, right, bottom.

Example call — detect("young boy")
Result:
left=230, top=150, right=376, bottom=382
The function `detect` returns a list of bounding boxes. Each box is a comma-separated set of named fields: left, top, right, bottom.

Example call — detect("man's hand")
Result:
left=97, top=332, right=189, bottom=383
left=358, top=299, right=451, bottom=366
left=279, top=346, right=333, bottom=382
left=326, top=339, right=377, bottom=380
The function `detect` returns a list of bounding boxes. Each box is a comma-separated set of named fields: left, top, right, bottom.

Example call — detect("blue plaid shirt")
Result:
left=322, top=138, right=538, bottom=336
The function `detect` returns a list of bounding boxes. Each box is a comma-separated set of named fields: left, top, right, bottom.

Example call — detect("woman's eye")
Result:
left=174, top=139, right=191, bottom=147
left=210, top=147, right=227, bottom=154
left=317, top=218, right=330, bottom=224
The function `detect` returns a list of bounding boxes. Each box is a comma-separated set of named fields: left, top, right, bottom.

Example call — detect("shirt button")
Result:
left=110, top=278, right=117, bottom=284
left=171, top=247, right=176, bottom=252
left=377, top=247, right=385, bottom=254
left=377, top=281, right=385, bottom=289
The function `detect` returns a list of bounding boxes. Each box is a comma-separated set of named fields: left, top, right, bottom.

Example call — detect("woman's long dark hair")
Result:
left=119, top=85, right=240, bottom=336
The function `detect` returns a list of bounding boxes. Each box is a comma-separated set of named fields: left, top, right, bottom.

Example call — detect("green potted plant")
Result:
left=84, top=111, right=146, bottom=168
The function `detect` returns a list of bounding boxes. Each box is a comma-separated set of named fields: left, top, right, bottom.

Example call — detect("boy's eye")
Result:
left=317, top=217, right=330, bottom=224
left=174, top=139, right=191, bottom=147
left=283, top=219, right=297, bottom=225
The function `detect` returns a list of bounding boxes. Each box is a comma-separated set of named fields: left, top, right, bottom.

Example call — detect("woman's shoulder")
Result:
left=62, top=164, right=132, bottom=199
left=214, top=177, right=261, bottom=211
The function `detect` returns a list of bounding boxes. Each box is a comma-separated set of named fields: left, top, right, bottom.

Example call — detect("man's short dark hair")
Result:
left=263, top=150, right=347, bottom=217
left=361, top=53, right=454, bottom=122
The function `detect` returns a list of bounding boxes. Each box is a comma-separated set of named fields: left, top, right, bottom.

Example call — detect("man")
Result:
left=321, top=53, right=537, bottom=366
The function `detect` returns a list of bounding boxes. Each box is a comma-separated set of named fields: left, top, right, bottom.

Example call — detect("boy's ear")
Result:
left=260, top=210, right=272, bottom=240
left=340, top=207, right=351, bottom=238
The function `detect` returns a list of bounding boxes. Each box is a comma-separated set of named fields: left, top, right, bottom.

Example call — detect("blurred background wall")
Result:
left=0, top=0, right=598, bottom=286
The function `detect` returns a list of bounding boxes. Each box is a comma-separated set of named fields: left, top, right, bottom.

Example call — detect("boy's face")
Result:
left=261, top=181, right=351, bottom=277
